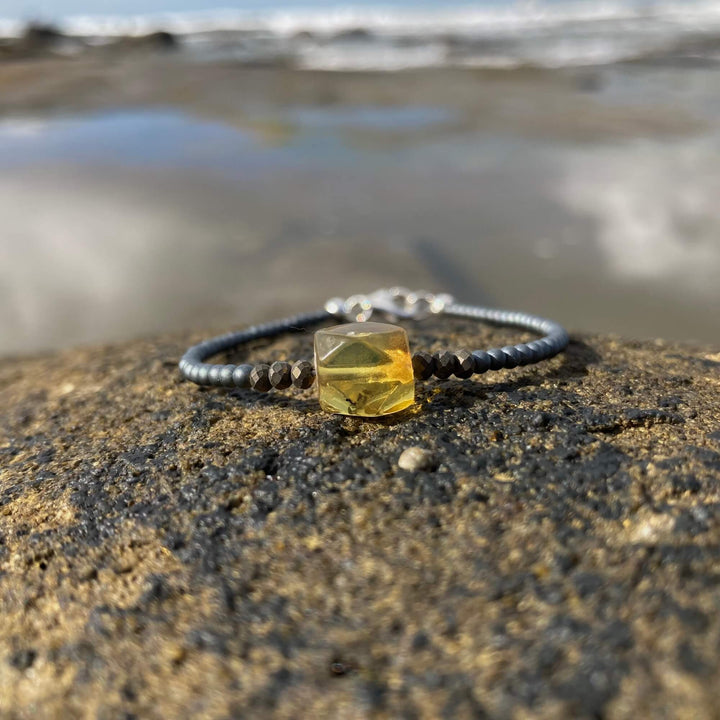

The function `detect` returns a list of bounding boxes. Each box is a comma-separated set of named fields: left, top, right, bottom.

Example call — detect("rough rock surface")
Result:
left=1, top=318, right=719, bottom=719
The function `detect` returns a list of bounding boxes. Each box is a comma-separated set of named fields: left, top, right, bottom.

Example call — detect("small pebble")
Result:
left=330, top=661, right=351, bottom=676
left=398, top=446, right=436, bottom=472
left=531, top=412, right=550, bottom=428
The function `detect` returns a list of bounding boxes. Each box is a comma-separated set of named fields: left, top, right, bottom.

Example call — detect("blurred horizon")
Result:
left=0, top=0, right=719, bottom=355
left=4, top=0, right=720, bottom=70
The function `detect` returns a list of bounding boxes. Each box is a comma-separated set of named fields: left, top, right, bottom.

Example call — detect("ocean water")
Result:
left=1, top=1, right=719, bottom=352
left=3, top=0, right=720, bottom=69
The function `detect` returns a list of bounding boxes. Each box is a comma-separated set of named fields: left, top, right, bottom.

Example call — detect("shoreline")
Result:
left=1, top=54, right=719, bottom=354
left=0, top=58, right=708, bottom=142
left=4, top=4, right=720, bottom=70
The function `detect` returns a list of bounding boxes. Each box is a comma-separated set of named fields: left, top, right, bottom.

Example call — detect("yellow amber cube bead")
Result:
left=314, top=322, right=415, bottom=417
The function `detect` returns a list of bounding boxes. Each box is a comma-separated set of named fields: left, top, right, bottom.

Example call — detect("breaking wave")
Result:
left=3, top=1, right=720, bottom=69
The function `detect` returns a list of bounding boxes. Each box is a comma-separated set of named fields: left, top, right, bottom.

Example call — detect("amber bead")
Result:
left=314, top=322, right=414, bottom=417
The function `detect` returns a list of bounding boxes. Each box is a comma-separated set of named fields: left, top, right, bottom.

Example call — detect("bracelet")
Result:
left=179, top=288, right=569, bottom=417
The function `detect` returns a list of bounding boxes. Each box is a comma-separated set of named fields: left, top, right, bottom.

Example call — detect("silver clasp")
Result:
left=325, top=287, right=454, bottom=323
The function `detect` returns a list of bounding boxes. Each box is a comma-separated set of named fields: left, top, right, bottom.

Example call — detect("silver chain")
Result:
left=324, top=287, right=455, bottom=322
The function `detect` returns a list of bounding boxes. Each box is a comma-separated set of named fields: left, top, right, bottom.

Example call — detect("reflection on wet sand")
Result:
left=0, top=63, right=719, bottom=355
left=560, top=138, right=720, bottom=290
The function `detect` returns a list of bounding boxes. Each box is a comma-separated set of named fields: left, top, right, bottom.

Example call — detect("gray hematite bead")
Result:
left=291, top=360, right=315, bottom=389
left=250, top=364, right=272, bottom=392
left=486, top=348, right=506, bottom=371
left=269, top=361, right=292, bottom=390
left=433, top=351, right=457, bottom=380
left=412, top=351, right=434, bottom=380
left=473, top=351, right=492, bottom=374
left=501, top=345, right=521, bottom=369
left=219, top=365, right=235, bottom=387
left=232, top=364, right=253, bottom=389
left=196, top=365, right=210, bottom=385
left=454, top=349, right=474, bottom=379
left=515, top=344, right=534, bottom=366
left=208, top=366, right=223, bottom=385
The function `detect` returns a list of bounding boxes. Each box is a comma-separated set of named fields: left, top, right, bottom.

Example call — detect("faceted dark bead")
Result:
left=291, top=360, right=315, bottom=389
left=454, top=349, right=475, bottom=379
left=412, top=351, right=434, bottom=380
left=433, top=351, right=457, bottom=380
left=250, top=364, right=272, bottom=392
left=269, top=361, right=292, bottom=390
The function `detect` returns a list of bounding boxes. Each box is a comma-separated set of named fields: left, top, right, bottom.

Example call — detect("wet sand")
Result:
left=1, top=56, right=719, bottom=354
left=0, top=57, right=706, bottom=139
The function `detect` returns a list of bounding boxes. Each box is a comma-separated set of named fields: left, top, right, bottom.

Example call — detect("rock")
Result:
left=0, top=320, right=719, bottom=718
left=0, top=26, right=177, bottom=63
left=145, top=31, right=178, bottom=49
left=22, top=23, right=64, bottom=49
left=333, top=28, right=374, bottom=43
left=106, top=31, right=179, bottom=53
left=0, top=22, right=74, bottom=61
left=292, top=31, right=316, bottom=42
left=397, top=446, right=437, bottom=472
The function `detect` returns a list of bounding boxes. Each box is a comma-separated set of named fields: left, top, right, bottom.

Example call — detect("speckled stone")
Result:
left=0, top=319, right=719, bottom=719
left=433, top=350, right=457, bottom=380
left=453, top=349, right=475, bottom=379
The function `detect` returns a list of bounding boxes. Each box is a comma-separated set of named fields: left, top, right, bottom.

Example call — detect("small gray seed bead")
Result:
left=515, top=344, right=534, bottom=366
left=486, top=348, right=506, bottom=371
left=232, top=364, right=254, bottom=388
left=196, top=365, right=210, bottom=385
left=472, top=351, right=492, bottom=374
left=501, top=346, right=520, bottom=369
left=219, top=365, right=235, bottom=387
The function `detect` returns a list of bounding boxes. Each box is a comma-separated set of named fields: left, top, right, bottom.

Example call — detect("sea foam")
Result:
left=3, top=1, right=720, bottom=69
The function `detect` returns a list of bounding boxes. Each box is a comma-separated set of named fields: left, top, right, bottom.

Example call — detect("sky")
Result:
left=1, top=0, right=519, bottom=22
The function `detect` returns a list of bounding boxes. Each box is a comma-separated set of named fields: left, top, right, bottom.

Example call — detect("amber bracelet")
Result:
left=179, top=288, right=569, bottom=417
